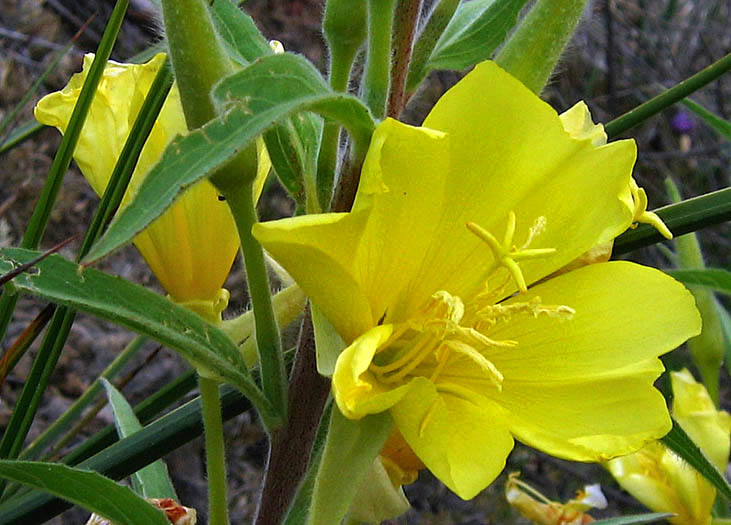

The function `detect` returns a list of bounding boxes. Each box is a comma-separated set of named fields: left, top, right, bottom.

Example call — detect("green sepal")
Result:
left=495, top=0, right=589, bottom=94
left=307, top=410, right=393, bottom=525
left=0, top=461, right=169, bottom=525
left=100, top=379, right=177, bottom=500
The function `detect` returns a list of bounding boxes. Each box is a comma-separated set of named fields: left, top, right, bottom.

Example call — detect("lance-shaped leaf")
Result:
left=101, top=378, right=177, bottom=500
left=211, top=0, right=272, bottom=66
left=667, top=268, right=731, bottom=296
left=0, top=461, right=169, bottom=525
left=409, top=0, right=527, bottom=86
left=83, top=52, right=374, bottom=264
left=0, top=248, right=276, bottom=424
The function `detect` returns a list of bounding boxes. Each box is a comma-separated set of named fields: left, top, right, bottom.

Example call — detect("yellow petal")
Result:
left=559, top=101, right=607, bottom=146
left=332, top=324, right=414, bottom=419
left=481, top=262, right=700, bottom=461
left=489, top=261, right=701, bottom=381
left=255, top=118, right=450, bottom=341
left=671, top=369, right=731, bottom=470
left=420, top=61, right=636, bottom=301
left=390, top=380, right=513, bottom=500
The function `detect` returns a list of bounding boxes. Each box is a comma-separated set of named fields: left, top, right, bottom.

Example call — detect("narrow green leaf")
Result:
left=666, top=268, right=731, bottom=295
left=606, top=53, right=731, bottom=138
left=592, top=514, right=675, bottom=525
left=0, top=461, right=168, bottom=525
left=0, top=120, right=44, bottom=157
left=100, top=379, right=177, bottom=500
left=210, top=0, right=272, bottom=65
left=0, top=382, right=251, bottom=523
left=613, top=188, right=731, bottom=255
left=0, top=248, right=276, bottom=424
left=21, top=336, right=148, bottom=462
left=681, top=98, right=731, bottom=140
left=662, top=419, right=731, bottom=501
left=83, top=53, right=374, bottom=264
left=426, top=0, right=528, bottom=71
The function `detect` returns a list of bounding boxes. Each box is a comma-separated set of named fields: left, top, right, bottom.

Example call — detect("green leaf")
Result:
left=100, top=379, right=177, bottom=500
left=0, top=248, right=276, bottom=424
left=0, top=461, right=168, bottom=525
left=83, top=52, right=374, bottom=264
left=681, top=98, right=731, bottom=140
left=0, top=120, right=43, bottom=157
left=426, top=0, right=528, bottom=71
left=662, top=419, right=731, bottom=501
left=592, top=514, right=675, bottom=525
left=605, top=53, right=731, bottom=139
left=211, top=0, right=272, bottom=65
left=666, top=268, right=731, bottom=295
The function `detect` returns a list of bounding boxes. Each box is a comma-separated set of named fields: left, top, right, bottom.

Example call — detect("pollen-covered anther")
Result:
left=475, top=297, right=576, bottom=325
left=466, top=211, right=556, bottom=293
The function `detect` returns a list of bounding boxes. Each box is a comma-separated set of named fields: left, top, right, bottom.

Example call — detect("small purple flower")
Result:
left=671, top=111, right=694, bottom=133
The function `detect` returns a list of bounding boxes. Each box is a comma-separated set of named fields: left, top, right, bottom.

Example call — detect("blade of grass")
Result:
left=0, top=0, right=132, bottom=480
left=0, top=383, right=251, bottom=523
left=613, top=188, right=731, bottom=255
left=0, top=0, right=129, bottom=345
left=605, top=52, right=731, bottom=138
left=0, top=120, right=44, bottom=157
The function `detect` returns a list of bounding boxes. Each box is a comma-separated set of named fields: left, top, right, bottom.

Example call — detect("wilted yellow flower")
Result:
left=34, top=53, right=269, bottom=320
left=254, top=61, right=701, bottom=499
left=606, top=369, right=731, bottom=525
left=505, top=473, right=606, bottom=524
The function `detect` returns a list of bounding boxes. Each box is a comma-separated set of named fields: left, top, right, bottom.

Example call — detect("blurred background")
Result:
left=0, top=0, right=729, bottom=522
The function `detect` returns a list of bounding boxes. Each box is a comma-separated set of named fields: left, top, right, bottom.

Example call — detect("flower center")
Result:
left=366, top=213, right=574, bottom=433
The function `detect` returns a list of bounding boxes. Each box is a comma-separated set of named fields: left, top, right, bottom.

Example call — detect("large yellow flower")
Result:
left=35, top=53, right=269, bottom=319
left=606, top=369, right=731, bottom=525
left=253, top=61, right=701, bottom=499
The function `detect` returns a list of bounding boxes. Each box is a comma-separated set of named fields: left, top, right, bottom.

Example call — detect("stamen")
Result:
left=443, top=340, right=503, bottom=390
left=370, top=332, right=432, bottom=374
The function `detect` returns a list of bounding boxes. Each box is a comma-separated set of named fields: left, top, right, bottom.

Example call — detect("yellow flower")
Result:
left=253, top=61, right=701, bottom=499
left=34, top=53, right=270, bottom=320
left=606, top=369, right=731, bottom=525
